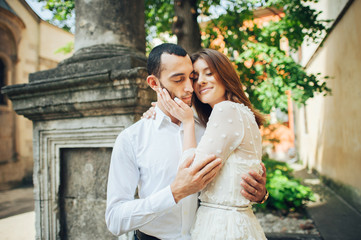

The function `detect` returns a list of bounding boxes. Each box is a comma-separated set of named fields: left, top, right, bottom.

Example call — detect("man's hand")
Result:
left=170, top=154, right=222, bottom=203
left=241, top=162, right=267, bottom=202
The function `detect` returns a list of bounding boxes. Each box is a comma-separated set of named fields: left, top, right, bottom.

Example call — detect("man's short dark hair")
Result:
left=147, top=43, right=188, bottom=78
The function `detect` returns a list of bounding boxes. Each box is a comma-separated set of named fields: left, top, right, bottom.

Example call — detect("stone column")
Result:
left=75, top=0, right=145, bottom=52
left=2, top=0, right=153, bottom=239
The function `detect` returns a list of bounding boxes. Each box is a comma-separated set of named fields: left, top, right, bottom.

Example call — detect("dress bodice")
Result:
left=183, top=101, right=263, bottom=206
left=186, top=101, right=267, bottom=240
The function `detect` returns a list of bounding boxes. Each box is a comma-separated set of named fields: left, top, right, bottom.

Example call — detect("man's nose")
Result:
left=184, top=78, right=194, bottom=93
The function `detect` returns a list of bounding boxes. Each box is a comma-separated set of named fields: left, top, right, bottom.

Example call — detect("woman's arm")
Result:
left=141, top=102, right=156, bottom=119
left=181, top=117, right=196, bottom=151
left=157, top=88, right=196, bottom=151
left=193, top=101, right=245, bottom=164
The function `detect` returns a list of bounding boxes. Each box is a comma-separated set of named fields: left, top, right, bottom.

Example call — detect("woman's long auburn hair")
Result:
left=191, top=49, right=265, bottom=128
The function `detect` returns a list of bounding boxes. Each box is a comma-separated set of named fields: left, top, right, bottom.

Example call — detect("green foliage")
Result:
left=145, top=0, right=332, bottom=114
left=54, top=41, right=74, bottom=55
left=37, top=0, right=75, bottom=32
left=144, top=0, right=221, bottom=52
left=255, top=157, right=315, bottom=211
left=200, top=0, right=332, bottom=113
left=37, top=0, right=332, bottom=114
left=145, top=0, right=174, bottom=38
left=233, top=41, right=331, bottom=113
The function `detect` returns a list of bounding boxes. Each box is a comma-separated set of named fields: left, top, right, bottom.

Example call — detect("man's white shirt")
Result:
left=105, top=106, right=205, bottom=239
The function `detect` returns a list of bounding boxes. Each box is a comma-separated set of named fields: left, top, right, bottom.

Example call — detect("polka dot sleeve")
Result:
left=193, top=101, right=245, bottom=164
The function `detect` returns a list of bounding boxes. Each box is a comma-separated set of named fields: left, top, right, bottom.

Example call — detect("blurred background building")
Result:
left=0, top=0, right=73, bottom=190
left=295, top=0, right=361, bottom=211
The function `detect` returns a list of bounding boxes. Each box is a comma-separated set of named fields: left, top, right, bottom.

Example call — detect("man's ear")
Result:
left=147, top=75, right=160, bottom=91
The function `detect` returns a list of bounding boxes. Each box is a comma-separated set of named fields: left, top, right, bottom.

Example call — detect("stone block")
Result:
left=59, top=147, right=115, bottom=239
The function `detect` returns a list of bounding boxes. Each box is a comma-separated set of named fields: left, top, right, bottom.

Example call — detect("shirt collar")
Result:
left=154, top=105, right=172, bottom=129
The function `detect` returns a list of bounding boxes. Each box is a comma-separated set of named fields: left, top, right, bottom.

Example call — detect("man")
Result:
left=105, top=43, right=268, bottom=239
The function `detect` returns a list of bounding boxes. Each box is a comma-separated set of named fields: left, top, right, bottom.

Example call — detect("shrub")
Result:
left=255, top=157, right=315, bottom=212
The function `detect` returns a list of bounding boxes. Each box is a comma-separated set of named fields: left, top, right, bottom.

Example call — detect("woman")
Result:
left=157, top=49, right=267, bottom=239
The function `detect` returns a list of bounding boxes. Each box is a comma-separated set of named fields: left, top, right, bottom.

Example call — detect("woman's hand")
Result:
left=141, top=102, right=156, bottom=119
left=157, top=88, right=194, bottom=124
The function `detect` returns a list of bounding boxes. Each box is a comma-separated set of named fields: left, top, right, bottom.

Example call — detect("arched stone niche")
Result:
left=0, top=7, right=24, bottom=164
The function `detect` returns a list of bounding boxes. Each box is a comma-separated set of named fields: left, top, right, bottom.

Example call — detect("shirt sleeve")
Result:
left=105, top=130, right=176, bottom=236
left=193, top=101, right=245, bottom=164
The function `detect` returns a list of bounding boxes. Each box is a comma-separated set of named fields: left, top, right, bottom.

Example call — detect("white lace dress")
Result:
left=185, top=101, right=267, bottom=240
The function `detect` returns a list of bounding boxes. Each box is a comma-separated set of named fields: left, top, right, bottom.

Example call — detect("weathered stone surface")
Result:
left=2, top=67, right=155, bottom=121
left=29, top=119, right=128, bottom=239
left=28, top=44, right=147, bottom=83
left=2, top=1, right=149, bottom=239
left=59, top=148, right=115, bottom=239
left=60, top=198, right=117, bottom=240
left=75, top=0, right=145, bottom=53
left=60, top=148, right=111, bottom=200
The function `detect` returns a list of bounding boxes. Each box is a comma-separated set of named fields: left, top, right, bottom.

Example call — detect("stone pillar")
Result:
left=1, top=0, right=153, bottom=239
left=75, top=0, right=145, bottom=52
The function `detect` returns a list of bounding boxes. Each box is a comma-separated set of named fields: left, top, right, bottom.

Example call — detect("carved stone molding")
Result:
left=34, top=126, right=123, bottom=239
left=2, top=67, right=154, bottom=121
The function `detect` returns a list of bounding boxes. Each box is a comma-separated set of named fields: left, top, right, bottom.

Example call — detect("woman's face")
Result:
left=192, top=59, right=226, bottom=108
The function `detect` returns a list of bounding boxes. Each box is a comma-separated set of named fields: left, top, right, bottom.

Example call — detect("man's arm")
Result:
left=171, top=154, right=222, bottom=203
left=105, top=131, right=222, bottom=236
left=105, top=131, right=176, bottom=236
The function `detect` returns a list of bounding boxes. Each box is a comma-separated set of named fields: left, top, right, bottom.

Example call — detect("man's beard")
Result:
left=159, top=81, right=176, bottom=99
left=158, top=81, right=193, bottom=107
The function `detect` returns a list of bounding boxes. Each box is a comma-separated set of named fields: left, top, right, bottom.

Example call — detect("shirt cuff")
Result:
left=149, top=185, right=176, bottom=213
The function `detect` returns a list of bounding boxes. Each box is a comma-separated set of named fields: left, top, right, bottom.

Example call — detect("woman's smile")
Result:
left=199, top=87, right=213, bottom=94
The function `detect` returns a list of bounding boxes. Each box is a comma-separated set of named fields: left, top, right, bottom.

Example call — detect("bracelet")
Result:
left=258, top=190, right=269, bottom=204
